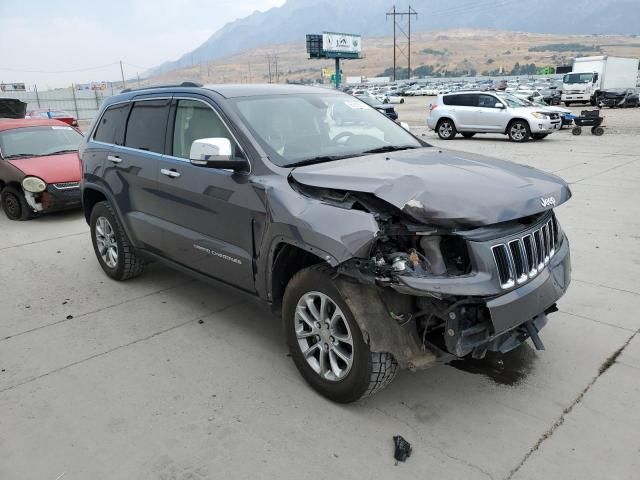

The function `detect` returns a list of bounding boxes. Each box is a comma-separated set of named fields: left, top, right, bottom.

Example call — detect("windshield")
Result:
left=230, top=93, right=421, bottom=167
left=563, top=73, right=594, bottom=84
left=497, top=93, right=529, bottom=108
left=0, top=125, right=83, bottom=158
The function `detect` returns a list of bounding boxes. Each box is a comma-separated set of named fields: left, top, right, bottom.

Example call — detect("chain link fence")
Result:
left=0, top=85, right=122, bottom=123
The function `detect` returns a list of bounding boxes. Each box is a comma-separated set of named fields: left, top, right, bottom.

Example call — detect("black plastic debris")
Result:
left=393, top=435, right=412, bottom=463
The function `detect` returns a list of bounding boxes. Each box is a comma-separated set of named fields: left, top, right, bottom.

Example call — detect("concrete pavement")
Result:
left=1, top=104, right=639, bottom=479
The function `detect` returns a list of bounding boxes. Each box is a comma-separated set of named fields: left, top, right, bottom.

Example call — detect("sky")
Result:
left=0, top=0, right=286, bottom=89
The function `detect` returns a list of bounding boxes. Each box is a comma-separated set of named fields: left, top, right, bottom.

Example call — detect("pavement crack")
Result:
left=0, top=302, right=240, bottom=394
left=1, top=279, right=196, bottom=342
left=0, top=231, right=86, bottom=251
left=505, top=327, right=640, bottom=480
left=572, top=278, right=640, bottom=297
left=570, top=157, right=639, bottom=184
left=559, top=310, right=635, bottom=333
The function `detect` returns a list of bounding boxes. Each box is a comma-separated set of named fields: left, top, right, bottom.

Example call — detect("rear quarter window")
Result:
left=94, top=103, right=130, bottom=144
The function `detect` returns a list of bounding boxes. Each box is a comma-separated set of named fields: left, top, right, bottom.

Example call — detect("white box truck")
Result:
left=561, top=55, right=639, bottom=106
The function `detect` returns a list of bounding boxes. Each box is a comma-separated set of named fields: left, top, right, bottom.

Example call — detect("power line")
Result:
left=0, top=62, right=120, bottom=74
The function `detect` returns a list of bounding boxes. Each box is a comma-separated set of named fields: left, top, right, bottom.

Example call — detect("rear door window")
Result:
left=93, top=103, right=129, bottom=144
left=124, top=99, right=171, bottom=153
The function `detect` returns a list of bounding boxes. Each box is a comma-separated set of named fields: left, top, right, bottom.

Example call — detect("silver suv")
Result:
left=427, top=91, right=562, bottom=142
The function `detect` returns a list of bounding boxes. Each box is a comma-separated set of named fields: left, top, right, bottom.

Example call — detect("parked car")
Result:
left=427, top=91, right=562, bottom=142
left=540, top=88, right=562, bottom=105
left=80, top=83, right=571, bottom=403
left=0, top=118, right=83, bottom=220
left=355, top=94, right=399, bottom=121
left=0, top=98, right=27, bottom=119
left=598, top=88, right=640, bottom=108
left=27, top=108, right=79, bottom=127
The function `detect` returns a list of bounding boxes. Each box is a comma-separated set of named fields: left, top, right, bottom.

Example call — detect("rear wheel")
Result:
left=283, top=265, right=398, bottom=403
left=1, top=186, right=34, bottom=221
left=591, top=126, right=604, bottom=136
left=461, top=132, right=476, bottom=138
left=507, top=120, right=530, bottom=142
left=436, top=119, right=457, bottom=140
left=90, top=201, right=144, bottom=281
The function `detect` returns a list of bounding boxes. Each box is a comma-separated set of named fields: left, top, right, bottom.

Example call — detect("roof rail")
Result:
left=120, top=81, right=202, bottom=94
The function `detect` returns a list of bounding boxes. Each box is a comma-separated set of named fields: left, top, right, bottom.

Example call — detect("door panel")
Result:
left=473, top=95, right=508, bottom=132
left=155, top=97, right=260, bottom=292
left=104, top=97, right=171, bottom=251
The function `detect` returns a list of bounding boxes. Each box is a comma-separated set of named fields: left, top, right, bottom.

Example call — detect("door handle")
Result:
left=160, top=168, right=181, bottom=179
left=107, top=155, right=122, bottom=164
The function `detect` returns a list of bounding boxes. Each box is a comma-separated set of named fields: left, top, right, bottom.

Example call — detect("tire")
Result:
left=564, top=102, right=572, bottom=107
left=531, top=133, right=548, bottom=140
left=572, top=126, right=582, bottom=136
left=1, top=186, right=34, bottom=221
left=436, top=119, right=457, bottom=140
left=283, top=265, right=398, bottom=403
left=507, top=120, right=531, bottom=142
left=461, top=132, right=476, bottom=138
left=592, top=126, right=604, bottom=136
left=89, top=201, right=144, bottom=281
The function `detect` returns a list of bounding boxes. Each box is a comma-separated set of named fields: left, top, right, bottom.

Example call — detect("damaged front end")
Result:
left=291, top=179, right=571, bottom=369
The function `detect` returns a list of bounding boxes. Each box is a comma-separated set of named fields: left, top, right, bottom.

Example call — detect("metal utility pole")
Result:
left=248, top=61, right=252, bottom=83
left=119, top=60, right=126, bottom=88
left=386, top=5, right=418, bottom=80
left=266, top=55, right=272, bottom=83
left=274, top=55, right=279, bottom=83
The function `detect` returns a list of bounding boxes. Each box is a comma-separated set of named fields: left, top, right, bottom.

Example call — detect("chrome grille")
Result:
left=492, top=216, right=560, bottom=289
left=52, top=182, right=80, bottom=190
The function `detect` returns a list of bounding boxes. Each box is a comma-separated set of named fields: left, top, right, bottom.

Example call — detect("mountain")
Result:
left=148, top=0, right=640, bottom=76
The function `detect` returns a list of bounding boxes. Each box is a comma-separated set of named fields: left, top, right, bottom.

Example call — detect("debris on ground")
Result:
left=393, top=435, right=412, bottom=463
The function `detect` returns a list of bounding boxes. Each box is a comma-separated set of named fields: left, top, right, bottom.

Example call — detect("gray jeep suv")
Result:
left=80, top=83, right=571, bottom=403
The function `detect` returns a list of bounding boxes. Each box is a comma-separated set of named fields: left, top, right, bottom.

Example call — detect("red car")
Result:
left=27, top=108, right=79, bottom=127
left=0, top=118, right=83, bottom=220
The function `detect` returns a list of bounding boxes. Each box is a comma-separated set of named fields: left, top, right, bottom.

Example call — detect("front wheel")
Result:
left=90, top=201, right=144, bottom=281
left=283, top=265, right=398, bottom=403
left=572, top=126, right=582, bottom=136
left=1, top=186, right=34, bottom=221
left=436, top=119, right=457, bottom=140
left=508, top=120, right=531, bottom=142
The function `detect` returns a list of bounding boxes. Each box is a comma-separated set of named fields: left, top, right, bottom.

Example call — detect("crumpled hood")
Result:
left=290, top=147, right=571, bottom=227
left=8, top=153, right=81, bottom=184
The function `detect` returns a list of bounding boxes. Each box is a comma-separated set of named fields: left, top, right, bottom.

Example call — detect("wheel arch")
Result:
left=504, top=117, right=531, bottom=134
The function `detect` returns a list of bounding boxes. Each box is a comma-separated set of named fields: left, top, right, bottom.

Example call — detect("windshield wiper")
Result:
left=5, top=153, right=41, bottom=159
left=49, top=149, right=78, bottom=155
left=360, top=145, right=419, bottom=155
left=285, top=155, right=354, bottom=168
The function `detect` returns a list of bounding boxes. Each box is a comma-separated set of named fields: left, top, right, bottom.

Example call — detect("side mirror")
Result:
left=189, top=138, right=247, bottom=171
left=495, top=102, right=505, bottom=109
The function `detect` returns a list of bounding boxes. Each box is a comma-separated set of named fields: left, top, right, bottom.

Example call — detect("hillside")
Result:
left=148, top=0, right=640, bottom=77
left=144, top=29, right=640, bottom=85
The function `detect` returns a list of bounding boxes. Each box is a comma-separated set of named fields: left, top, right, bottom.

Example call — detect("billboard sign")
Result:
left=322, top=32, right=361, bottom=54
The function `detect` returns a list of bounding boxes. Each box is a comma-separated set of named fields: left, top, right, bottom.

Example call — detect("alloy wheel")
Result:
left=510, top=123, right=527, bottom=141
left=439, top=121, right=453, bottom=138
left=295, top=291, right=354, bottom=381
left=95, top=216, right=118, bottom=268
